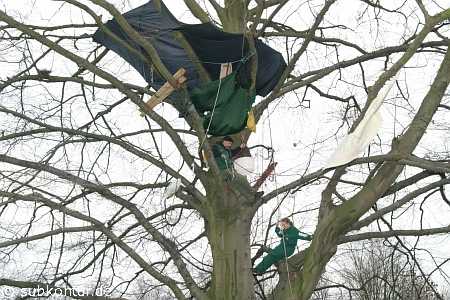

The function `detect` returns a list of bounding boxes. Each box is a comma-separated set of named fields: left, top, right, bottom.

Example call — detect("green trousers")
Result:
left=254, top=245, right=295, bottom=274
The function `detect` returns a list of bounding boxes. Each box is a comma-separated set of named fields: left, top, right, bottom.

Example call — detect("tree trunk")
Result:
left=205, top=176, right=256, bottom=300
left=201, top=4, right=256, bottom=297
left=271, top=251, right=306, bottom=299
left=208, top=215, right=254, bottom=299
left=221, top=0, right=247, bottom=33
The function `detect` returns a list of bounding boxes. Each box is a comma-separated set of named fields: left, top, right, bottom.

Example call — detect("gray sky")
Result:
left=1, top=0, right=450, bottom=296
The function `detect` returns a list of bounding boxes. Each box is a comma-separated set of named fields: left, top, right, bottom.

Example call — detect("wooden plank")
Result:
left=143, top=68, right=187, bottom=111
left=220, top=63, right=232, bottom=79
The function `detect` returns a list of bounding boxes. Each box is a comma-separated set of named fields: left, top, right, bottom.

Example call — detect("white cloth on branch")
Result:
left=324, top=75, right=397, bottom=169
left=163, top=178, right=183, bottom=199
left=234, top=156, right=256, bottom=176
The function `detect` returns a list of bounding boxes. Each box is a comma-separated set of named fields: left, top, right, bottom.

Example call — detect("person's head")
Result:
left=222, top=136, right=233, bottom=149
left=279, top=217, right=293, bottom=229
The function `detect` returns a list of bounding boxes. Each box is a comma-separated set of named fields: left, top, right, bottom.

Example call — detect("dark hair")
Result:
left=222, top=136, right=233, bottom=142
left=280, top=218, right=293, bottom=225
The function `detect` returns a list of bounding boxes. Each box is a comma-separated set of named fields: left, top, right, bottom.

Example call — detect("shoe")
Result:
left=252, top=268, right=262, bottom=275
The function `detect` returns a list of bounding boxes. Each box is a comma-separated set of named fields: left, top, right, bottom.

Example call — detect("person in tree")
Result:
left=212, top=135, right=244, bottom=171
left=254, top=217, right=313, bottom=274
left=211, top=136, right=263, bottom=198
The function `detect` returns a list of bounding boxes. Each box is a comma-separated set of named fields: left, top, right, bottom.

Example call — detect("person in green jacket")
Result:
left=211, top=136, right=263, bottom=198
left=254, top=218, right=313, bottom=274
left=212, top=136, right=243, bottom=171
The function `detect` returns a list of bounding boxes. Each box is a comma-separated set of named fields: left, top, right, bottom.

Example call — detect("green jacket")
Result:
left=190, top=71, right=256, bottom=136
left=275, top=226, right=312, bottom=251
left=212, top=143, right=241, bottom=170
left=254, top=226, right=313, bottom=274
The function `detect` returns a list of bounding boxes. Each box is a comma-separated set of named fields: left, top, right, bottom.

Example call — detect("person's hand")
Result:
left=240, top=143, right=246, bottom=149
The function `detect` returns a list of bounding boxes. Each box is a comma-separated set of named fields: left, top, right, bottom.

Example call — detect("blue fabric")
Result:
left=92, top=0, right=286, bottom=97
left=93, top=1, right=199, bottom=91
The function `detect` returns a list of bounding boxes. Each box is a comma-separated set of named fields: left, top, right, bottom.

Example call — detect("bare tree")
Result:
left=337, top=241, right=446, bottom=299
left=0, top=1, right=450, bottom=300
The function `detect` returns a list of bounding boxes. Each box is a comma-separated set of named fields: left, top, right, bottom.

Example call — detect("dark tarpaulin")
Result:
left=92, top=1, right=192, bottom=91
left=178, top=23, right=286, bottom=96
left=92, top=0, right=286, bottom=97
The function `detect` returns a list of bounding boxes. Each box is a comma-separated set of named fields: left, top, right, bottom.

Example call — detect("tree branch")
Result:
left=183, top=0, right=211, bottom=23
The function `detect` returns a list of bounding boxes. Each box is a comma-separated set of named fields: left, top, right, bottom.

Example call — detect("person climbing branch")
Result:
left=212, top=135, right=245, bottom=171
left=212, top=136, right=263, bottom=198
left=253, top=217, right=313, bottom=274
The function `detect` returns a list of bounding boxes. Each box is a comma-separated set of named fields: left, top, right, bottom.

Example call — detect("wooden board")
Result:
left=220, top=63, right=232, bottom=79
left=143, top=68, right=187, bottom=111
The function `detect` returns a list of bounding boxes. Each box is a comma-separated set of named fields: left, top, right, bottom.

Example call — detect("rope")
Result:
left=267, top=105, right=295, bottom=298
left=198, top=75, right=223, bottom=152
left=155, top=53, right=255, bottom=66
left=150, top=65, right=154, bottom=83
left=241, top=5, right=247, bottom=58
left=393, top=79, right=398, bottom=138
left=281, top=228, right=294, bottom=298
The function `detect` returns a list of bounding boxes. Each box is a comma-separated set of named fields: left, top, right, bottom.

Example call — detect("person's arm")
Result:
left=275, top=226, right=283, bottom=237
left=231, top=143, right=248, bottom=158
left=212, top=144, right=222, bottom=159
left=230, top=146, right=242, bottom=157
left=298, top=231, right=313, bottom=241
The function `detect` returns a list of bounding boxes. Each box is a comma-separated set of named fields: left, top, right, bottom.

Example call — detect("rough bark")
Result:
left=220, top=0, right=247, bottom=33
left=207, top=214, right=254, bottom=300
left=197, top=2, right=260, bottom=299
left=204, top=174, right=257, bottom=300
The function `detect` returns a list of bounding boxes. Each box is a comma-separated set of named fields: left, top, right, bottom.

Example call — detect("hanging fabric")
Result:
left=247, top=109, right=256, bottom=132
left=190, top=71, right=256, bottom=136
left=232, top=146, right=255, bottom=177
left=324, top=74, right=398, bottom=169
left=92, top=0, right=286, bottom=97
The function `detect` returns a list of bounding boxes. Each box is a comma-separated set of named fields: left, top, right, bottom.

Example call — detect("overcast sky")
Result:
left=1, top=0, right=450, bottom=295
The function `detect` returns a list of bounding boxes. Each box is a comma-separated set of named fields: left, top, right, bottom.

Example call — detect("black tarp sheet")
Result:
left=93, top=0, right=286, bottom=97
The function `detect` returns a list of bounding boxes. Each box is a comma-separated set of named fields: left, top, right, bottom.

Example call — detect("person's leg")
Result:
left=231, top=173, right=253, bottom=195
left=254, top=253, right=278, bottom=274
left=233, top=173, right=252, bottom=188
left=254, top=245, right=287, bottom=274
left=270, top=245, right=286, bottom=260
left=221, top=169, right=263, bottom=200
